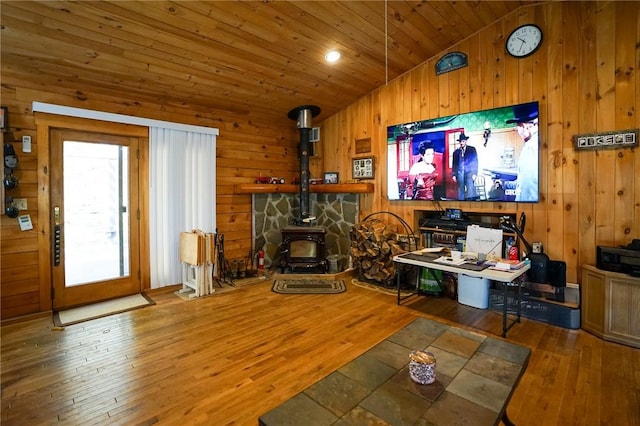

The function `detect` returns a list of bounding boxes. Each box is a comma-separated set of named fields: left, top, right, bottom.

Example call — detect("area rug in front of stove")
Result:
left=271, top=278, right=346, bottom=294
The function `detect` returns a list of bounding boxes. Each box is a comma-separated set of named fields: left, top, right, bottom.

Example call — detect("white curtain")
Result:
left=149, top=127, right=217, bottom=288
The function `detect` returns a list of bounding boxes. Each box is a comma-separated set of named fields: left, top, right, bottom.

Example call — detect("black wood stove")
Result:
left=279, top=226, right=327, bottom=273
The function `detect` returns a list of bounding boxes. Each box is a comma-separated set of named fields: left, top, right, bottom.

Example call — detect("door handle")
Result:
left=53, top=206, right=61, bottom=266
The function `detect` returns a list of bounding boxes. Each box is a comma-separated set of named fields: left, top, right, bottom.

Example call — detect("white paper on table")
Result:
left=433, top=256, right=466, bottom=266
left=421, top=247, right=444, bottom=253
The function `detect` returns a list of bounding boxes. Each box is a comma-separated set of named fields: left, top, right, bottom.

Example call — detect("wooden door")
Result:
left=50, top=129, right=141, bottom=309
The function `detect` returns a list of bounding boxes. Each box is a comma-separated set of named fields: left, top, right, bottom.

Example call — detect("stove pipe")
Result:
left=288, top=105, right=321, bottom=225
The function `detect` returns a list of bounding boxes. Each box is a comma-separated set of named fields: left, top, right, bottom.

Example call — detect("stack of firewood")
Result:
left=350, top=218, right=411, bottom=285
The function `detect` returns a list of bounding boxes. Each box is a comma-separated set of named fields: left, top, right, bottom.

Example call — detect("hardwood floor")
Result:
left=2, top=277, right=639, bottom=425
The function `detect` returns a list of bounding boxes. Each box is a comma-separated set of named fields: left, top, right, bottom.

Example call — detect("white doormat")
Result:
left=54, top=294, right=154, bottom=327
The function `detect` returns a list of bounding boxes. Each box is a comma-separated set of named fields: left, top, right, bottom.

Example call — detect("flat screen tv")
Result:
left=387, top=101, right=540, bottom=203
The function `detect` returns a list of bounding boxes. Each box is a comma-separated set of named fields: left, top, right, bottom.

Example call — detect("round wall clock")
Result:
left=505, top=24, right=543, bottom=58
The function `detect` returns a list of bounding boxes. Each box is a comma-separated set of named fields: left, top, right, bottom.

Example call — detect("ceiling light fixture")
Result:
left=324, top=50, right=341, bottom=62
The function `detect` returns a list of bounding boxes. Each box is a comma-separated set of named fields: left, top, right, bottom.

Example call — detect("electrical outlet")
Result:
left=13, top=198, right=27, bottom=210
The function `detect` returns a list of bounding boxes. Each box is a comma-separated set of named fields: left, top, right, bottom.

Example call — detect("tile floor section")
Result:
left=259, top=317, right=530, bottom=426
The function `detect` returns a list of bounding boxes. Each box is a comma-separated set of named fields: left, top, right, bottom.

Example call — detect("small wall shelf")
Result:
left=234, top=183, right=374, bottom=194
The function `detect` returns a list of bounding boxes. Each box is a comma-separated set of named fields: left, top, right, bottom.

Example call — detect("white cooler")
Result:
left=457, top=274, right=490, bottom=309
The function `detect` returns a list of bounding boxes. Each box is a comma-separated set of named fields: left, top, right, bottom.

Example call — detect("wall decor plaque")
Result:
left=355, top=137, right=372, bottom=154
left=352, top=157, right=374, bottom=179
left=435, top=52, right=468, bottom=75
left=573, top=129, right=638, bottom=151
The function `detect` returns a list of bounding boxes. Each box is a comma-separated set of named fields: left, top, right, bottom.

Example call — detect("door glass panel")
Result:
left=63, top=141, right=130, bottom=286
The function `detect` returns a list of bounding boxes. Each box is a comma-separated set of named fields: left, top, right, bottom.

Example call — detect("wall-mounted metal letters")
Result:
left=573, top=129, right=638, bottom=151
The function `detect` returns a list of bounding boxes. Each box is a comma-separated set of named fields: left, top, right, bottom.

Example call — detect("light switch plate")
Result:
left=13, top=198, right=27, bottom=210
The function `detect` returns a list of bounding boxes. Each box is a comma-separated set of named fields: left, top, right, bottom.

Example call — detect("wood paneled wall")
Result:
left=0, top=87, right=298, bottom=319
left=1, top=2, right=638, bottom=319
left=316, top=2, right=639, bottom=284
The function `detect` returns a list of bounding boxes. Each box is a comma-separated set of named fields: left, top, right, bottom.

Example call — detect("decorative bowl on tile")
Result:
left=409, top=350, right=436, bottom=385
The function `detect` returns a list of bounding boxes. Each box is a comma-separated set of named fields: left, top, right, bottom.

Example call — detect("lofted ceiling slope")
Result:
left=1, top=1, right=533, bottom=125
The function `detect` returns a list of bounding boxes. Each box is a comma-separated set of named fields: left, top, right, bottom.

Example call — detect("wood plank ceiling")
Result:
left=1, top=1, right=532, bottom=124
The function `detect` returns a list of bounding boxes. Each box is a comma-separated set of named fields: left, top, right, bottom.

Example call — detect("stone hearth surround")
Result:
left=252, top=193, right=359, bottom=269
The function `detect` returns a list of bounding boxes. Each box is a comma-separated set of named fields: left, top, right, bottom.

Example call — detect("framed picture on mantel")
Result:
left=323, top=172, right=339, bottom=184
left=352, top=157, right=374, bottom=179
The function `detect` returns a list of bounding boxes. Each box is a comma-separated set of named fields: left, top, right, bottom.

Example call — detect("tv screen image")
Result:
left=387, top=101, right=539, bottom=203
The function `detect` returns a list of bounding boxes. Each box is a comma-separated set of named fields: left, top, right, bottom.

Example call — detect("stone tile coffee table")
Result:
left=259, top=317, right=530, bottom=426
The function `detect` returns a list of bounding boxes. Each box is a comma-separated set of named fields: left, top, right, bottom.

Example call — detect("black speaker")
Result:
left=547, top=261, right=567, bottom=287
left=528, top=252, right=549, bottom=284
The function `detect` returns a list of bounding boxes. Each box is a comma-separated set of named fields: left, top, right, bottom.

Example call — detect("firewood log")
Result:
left=350, top=218, right=412, bottom=285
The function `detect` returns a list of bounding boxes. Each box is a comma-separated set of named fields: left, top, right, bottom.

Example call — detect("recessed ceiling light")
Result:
left=324, top=50, right=341, bottom=63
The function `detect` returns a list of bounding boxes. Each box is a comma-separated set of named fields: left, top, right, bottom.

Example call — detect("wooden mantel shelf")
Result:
left=234, top=183, right=374, bottom=194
